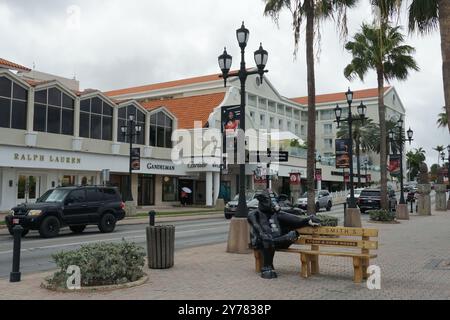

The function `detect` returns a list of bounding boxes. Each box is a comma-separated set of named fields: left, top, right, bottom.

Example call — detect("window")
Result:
left=324, top=138, right=333, bottom=149
left=278, top=119, right=283, bottom=129
left=268, top=101, right=276, bottom=113
left=260, top=114, right=265, bottom=125
left=287, top=121, right=292, bottom=131
left=0, top=76, right=27, bottom=130
left=79, top=97, right=113, bottom=140
left=33, top=87, right=74, bottom=135
left=86, top=188, right=101, bottom=201
left=301, top=125, right=305, bottom=135
left=321, top=110, right=334, bottom=121
left=295, top=124, right=299, bottom=134
left=150, top=111, right=173, bottom=148
left=162, top=176, right=177, bottom=201
left=269, top=117, right=274, bottom=127
left=323, top=123, right=333, bottom=135
left=258, top=98, right=267, bottom=109
left=248, top=94, right=257, bottom=106
left=102, top=188, right=120, bottom=201
left=250, top=111, right=255, bottom=120
left=68, top=189, right=86, bottom=203
left=118, top=105, right=145, bottom=145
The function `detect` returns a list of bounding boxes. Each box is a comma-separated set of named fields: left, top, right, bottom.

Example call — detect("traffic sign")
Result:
left=248, top=150, right=289, bottom=162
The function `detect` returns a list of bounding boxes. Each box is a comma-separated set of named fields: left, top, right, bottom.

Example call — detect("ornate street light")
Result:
left=121, top=114, right=142, bottom=202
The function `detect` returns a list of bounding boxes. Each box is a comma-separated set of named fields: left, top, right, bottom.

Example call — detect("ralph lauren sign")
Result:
left=14, top=153, right=81, bottom=164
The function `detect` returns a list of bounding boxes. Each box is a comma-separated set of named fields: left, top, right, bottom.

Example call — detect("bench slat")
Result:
left=295, top=236, right=378, bottom=250
left=277, top=248, right=377, bottom=259
left=297, top=226, right=378, bottom=237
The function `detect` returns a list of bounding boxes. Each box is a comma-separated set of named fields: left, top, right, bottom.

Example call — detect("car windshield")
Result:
left=38, top=189, right=70, bottom=202
left=232, top=193, right=254, bottom=201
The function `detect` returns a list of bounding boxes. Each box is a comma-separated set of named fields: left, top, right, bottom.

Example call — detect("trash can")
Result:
left=146, top=225, right=175, bottom=269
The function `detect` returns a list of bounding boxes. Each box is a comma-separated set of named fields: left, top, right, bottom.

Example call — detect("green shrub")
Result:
left=46, top=240, right=145, bottom=288
left=369, top=209, right=395, bottom=222
left=316, top=214, right=339, bottom=227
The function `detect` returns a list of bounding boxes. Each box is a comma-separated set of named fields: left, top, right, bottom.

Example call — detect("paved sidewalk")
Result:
left=1, top=209, right=450, bottom=300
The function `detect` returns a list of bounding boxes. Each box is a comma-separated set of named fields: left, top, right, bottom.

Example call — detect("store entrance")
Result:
left=17, top=175, right=42, bottom=204
left=178, top=179, right=194, bottom=205
left=138, top=175, right=155, bottom=206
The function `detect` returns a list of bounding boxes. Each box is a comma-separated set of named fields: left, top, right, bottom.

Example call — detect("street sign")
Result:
left=289, top=172, right=301, bottom=185
left=248, top=150, right=289, bottom=163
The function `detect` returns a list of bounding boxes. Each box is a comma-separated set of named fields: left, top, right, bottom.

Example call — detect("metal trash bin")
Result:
left=146, top=225, right=175, bottom=269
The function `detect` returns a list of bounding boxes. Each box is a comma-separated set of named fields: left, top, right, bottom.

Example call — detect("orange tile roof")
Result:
left=141, top=92, right=225, bottom=129
left=291, top=86, right=391, bottom=105
left=105, top=73, right=224, bottom=97
left=0, top=58, right=31, bottom=72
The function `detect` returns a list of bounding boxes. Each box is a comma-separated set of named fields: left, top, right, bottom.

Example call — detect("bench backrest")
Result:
left=295, top=226, right=379, bottom=254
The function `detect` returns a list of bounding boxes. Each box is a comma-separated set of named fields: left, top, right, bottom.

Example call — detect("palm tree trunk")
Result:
left=305, top=0, right=316, bottom=215
left=439, top=0, right=450, bottom=133
left=377, top=69, right=388, bottom=210
left=356, top=139, right=361, bottom=188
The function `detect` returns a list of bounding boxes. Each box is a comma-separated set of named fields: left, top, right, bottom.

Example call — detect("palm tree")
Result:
left=337, top=117, right=378, bottom=187
left=344, top=23, right=419, bottom=210
left=406, top=147, right=426, bottom=180
left=437, top=106, right=448, bottom=128
left=433, top=145, right=444, bottom=165
left=263, top=0, right=358, bottom=215
left=372, top=0, right=450, bottom=133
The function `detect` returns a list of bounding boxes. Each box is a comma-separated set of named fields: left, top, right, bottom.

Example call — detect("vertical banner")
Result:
left=344, top=172, right=349, bottom=183
left=289, top=172, right=301, bottom=185
left=315, top=168, right=322, bottom=181
left=335, top=139, right=351, bottom=168
left=388, top=154, right=400, bottom=176
left=221, top=105, right=241, bottom=155
left=131, top=148, right=141, bottom=170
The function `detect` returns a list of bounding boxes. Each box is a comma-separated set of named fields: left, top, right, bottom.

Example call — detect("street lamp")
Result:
left=314, top=153, right=321, bottom=190
left=121, top=114, right=142, bottom=202
left=443, top=145, right=450, bottom=203
left=218, top=21, right=268, bottom=218
left=334, top=88, right=367, bottom=210
left=363, top=159, right=368, bottom=187
left=389, top=118, right=413, bottom=205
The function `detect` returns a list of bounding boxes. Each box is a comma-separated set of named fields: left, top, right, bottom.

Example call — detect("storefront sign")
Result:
left=289, top=172, right=300, bottom=185
left=315, top=168, right=322, bottom=181
left=14, top=153, right=81, bottom=164
left=131, top=148, right=141, bottom=170
left=147, top=163, right=176, bottom=171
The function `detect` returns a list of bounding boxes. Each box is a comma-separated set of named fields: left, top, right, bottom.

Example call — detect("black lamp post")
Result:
left=314, top=153, right=321, bottom=190
left=120, top=115, right=142, bottom=202
left=363, top=159, right=368, bottom=187
left=389, top=118, right=413, bottom=205
left=443, top=145, right=450, bottom=202
left=334, top=88, right=367, bottom=208
left=218, top=22, right=268, bottom=218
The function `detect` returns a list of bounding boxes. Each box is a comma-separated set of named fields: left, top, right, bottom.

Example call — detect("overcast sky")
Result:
left=0, top=0, right=448, bottom=166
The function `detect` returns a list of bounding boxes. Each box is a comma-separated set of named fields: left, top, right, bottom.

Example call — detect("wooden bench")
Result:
left=254, top=226, right=378, bottom=283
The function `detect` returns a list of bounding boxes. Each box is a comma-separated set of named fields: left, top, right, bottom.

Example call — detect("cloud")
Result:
left=0, top=0, right=447, bottom=165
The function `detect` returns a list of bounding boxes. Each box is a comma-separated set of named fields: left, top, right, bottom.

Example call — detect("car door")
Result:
left=63, top=189, right=89, bottom=224
left=318, top=191, right=326, bottom=207
left=85, top=188, right=104, bottom=223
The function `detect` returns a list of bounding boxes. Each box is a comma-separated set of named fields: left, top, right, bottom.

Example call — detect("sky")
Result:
left=0, top=0, right=448, bottom=166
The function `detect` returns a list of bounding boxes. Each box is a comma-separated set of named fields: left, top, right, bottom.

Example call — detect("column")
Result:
left=213, top=172, right=220, bottom=205
left=72, top=97, right=82, bottom=150
left=144, top=112, right=152, bottom=157
left=206, top=171, right=213, bottom=207
left=25, top=87, right=37, bottom=147
left=111, top=106, right=120, bottom=154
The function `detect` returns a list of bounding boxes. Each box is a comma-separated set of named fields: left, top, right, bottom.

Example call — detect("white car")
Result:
left=296, top=190, right=332, bottom=212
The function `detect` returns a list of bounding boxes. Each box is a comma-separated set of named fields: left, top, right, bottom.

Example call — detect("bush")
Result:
left=46, top=240, right=145, bottom=288
left=369, top=209, right=395, bottom=222
left=316, top=214, right=339, bottom=227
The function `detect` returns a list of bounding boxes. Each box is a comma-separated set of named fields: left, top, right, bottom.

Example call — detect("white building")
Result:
left=0, top=57, right=405, bottom=212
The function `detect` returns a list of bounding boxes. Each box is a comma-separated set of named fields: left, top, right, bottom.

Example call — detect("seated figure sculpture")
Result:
left=247, top=190, right=321, bottom=279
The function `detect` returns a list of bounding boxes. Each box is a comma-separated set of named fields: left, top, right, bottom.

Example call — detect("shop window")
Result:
left=118, top=104, right=145, bottom=144
left=61, top=175, right=76, bottom=187
left=79, top=96, right=113, bottom=141
left=0, top=76, right=28, bottom=130
left=33, top=87, right=74, bottom=135
left=162, top=176, right=177, bottom=201
left=149, top=111, right=173, bottom=148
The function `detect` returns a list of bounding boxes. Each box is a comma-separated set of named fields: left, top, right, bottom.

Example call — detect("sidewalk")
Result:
left=1, top=208, right=449, bottom=300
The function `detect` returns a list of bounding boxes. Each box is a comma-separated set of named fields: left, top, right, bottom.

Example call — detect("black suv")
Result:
left=357, top=188, right=397, bottom=213
left=5, top=186, right=126, bottom=238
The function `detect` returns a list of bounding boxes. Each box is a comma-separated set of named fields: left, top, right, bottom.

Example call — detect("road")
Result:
left=0, top=192, right=435, bottom=278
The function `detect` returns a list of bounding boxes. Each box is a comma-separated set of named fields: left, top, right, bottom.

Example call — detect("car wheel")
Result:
left=326, top=201, right=332, bottom=211
left=98, top=213, right=116, bottom=233
left=70, top=225, right=86, bottom=234
left=8, top=227, right=29, bottom=237
left=224, top=213, right=233, bottom=220
left=39, top=216, right=60, bottom=238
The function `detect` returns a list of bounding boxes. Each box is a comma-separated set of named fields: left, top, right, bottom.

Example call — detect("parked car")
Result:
left=5, top=186, right=126, bottom=238
left=346, top=188, right=365, bottom=204
left=224, top=192, right=274, bottom=219
left=357, top=188, right=397, bottom=214
left=296, top=190, right=332, bottom=212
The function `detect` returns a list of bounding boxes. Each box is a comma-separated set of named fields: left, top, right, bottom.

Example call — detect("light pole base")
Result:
left=434, top=184, right=447, bottom=211
left=226, top=217, right=251, bottom=254
left=124, top=201, right=137, bottom=217
left=344, top=207, right=362, bottom=227
left=447, top=199, right=450, bottom=210
left=396, top=204, right=409, bottom=220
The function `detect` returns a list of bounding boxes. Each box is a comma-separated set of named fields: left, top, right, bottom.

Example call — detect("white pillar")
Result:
left=145, top=112, right=150, bottom=146
left=112, top=106, right=118, bottom=142
left=26, top=87, right=34, bottom=132
left=73, top=97, right=80, bottom=137
left=206, top=172, right=213, bottom=207
left=213, top=172, right=220, bottom=205
left=317, top=180, right=322, bottom=191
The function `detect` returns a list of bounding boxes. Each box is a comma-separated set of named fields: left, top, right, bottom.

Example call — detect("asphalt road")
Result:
left=0, top=217, right=230, bottom=279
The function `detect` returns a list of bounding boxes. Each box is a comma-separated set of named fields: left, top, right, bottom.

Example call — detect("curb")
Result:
left=40, top=274, right=149, bottom=293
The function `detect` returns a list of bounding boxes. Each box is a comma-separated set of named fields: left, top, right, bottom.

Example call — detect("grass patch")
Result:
left=0, top=221, right=5, bottom=226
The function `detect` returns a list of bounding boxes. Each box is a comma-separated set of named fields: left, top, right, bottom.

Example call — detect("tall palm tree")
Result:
left=263, top=0, right=358, bottom=215
left=337, top=117, right=378, bottom=187
left=433, top=145, right=444, bottom=165
left=437, top=106, right=448, bottom=128
left=344, top=23, right=418, bottom=210
left=406, top=147, right=426, bottom=180
left=372, top=0, right=450, bottom=133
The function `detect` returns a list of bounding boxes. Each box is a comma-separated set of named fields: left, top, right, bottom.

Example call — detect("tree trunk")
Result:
left=438, top=0, right=450, bottom=133
left=305, top=0, right=317, bottom=215
left=356, top=138, right=361, bottom=188
left=377, top=70, right=388, bottom=210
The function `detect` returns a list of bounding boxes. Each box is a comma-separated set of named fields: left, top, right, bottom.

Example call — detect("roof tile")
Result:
left=0, top=58, right=31, bottom=72
left=291, top=87, right=391, bottom=105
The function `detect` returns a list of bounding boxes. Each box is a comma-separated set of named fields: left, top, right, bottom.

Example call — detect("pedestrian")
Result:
left=180, top=190, right=188, bottom=206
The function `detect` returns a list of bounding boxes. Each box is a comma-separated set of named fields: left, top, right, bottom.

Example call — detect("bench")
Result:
left=254, top=226, right=378, bottom=283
